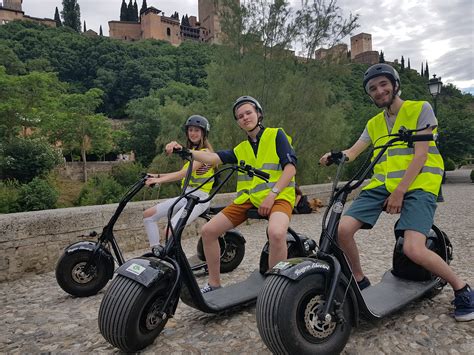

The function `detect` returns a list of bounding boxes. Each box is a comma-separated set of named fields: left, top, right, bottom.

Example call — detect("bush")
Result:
left=0, top=137, right=62, bottom=183
left=76, top=174, right=125, bottom=206
left=470, top=170, right=474, bottom=183
left=111, top=162, right=144, bottom=187
left=0, top=180, right=20, bottom=213
left=17, top=177, right=59, bottom=211
left=444, top=158, right=456, bottom=171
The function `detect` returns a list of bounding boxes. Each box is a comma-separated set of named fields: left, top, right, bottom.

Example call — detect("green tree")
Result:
left=43, top=89, right=114, bottom=181
left=83, top=20, right=87, bottom=32
left=17, top=177, right=59, bottom=211
left=140, top=0, right=148, bottom=14
left=295, top=0, right=359, bottom=61
left=133, top=0, right=139, bottom=22
left=120, top=0, right=127, bottom=21
left=0, top=137, right=62, bottom=183
left=0, top=67, right=65, bottom=140
left=61, top=0, right=81, bottom=32
left=425, top=60, right=429, bottom=78
left=54, top=7, right=62, bottom=27
left=401, top=56, right=405, bottom=71
left=379, top=50, right=385, bottom=63
left=99, top=25, right=103, bottom=36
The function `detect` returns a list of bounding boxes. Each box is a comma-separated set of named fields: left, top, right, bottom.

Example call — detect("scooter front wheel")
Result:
left=55, top=250, right=111, bottom=297
left=257, top=273, right=353, bottom=354
left=98, top=275, right=176, bottom=352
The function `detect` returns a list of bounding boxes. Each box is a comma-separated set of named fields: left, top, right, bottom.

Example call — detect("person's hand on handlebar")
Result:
left=165, top=141, right=183, bottom=155
left=319, top=152, right=333, bottom=166
left=145, top=176, right=162, bottom=187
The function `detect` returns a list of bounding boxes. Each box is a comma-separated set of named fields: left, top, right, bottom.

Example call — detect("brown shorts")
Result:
left=222, top=199, right=293, bottom=227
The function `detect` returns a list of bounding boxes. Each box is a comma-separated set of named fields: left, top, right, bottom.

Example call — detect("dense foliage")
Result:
left=0, top=0, right=472, bottom=212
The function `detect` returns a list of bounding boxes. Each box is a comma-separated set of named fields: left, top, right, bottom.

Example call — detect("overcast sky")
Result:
left=21, top=0, right=474, bottom=93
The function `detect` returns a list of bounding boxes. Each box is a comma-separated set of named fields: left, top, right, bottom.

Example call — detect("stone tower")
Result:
left=350, top=33, right=372, bottom=59
left=198, top=0, right=239, bottom=44
left=2, top=0, right=22, bottom=11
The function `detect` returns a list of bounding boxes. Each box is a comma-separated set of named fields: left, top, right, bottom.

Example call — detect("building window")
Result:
left=167, top=28, right=171, bottom=36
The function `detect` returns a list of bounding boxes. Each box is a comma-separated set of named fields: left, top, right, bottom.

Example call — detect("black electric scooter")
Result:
left=256, top=126, right=453, bottom=354
left=55, top=174, right=246, bottom=297
left=98, top=151, right=317, bottom=352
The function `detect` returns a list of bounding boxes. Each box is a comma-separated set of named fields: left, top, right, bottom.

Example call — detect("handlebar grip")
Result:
left=253, top=168, right=270, bottom=180
left=173, top=147, right=192, bottom=158
left=326, top=151, right=343, bottom=166
left=411, top=134, right=434, bottom=142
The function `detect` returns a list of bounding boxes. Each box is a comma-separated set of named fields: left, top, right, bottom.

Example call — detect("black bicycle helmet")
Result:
left=363, top=63, right=401, bottom=94
left=232, top=96, right=264, bottom=120
left=183, top=115, right=210, bottom=137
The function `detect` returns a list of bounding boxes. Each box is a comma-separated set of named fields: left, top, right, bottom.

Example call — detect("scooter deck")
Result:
left=203, top=270, right=265, bottom=309
left=361, top=270, right=438, bottom=318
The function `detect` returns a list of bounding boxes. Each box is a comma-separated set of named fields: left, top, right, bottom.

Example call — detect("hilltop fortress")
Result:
left=109, top=0, right=238, bottom=45
left=0, top=0, right=380, bottom=65
left=0, top=0, right=55, bottom=27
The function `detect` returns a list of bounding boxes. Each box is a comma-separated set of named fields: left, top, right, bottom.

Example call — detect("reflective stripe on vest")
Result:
left=181, top=148, right=215, bottom=194
left=233, top=128, right=296, bottom=207
left=363, top=100, right=444, bottom=196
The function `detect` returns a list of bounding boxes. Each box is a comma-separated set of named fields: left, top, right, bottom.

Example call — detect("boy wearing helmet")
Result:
left=143, top=115, right=215, bottom=249
left=319, top=63, right=472, bottom=322
left=166, top=96, right=297, bottom=293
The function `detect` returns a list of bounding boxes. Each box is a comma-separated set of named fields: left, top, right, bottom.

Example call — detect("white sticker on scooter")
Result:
left=332, top=201, right=344, bottom=213
left=274, top=261, right=291, bottom=270
left=126, top=263, right=146, bottom=276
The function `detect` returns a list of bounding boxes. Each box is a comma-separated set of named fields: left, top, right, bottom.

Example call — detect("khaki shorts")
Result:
left=222, top=199, right=293, bottom=227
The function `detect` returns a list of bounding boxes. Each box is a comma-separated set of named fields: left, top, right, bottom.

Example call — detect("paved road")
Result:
left=1, top=172, right=473, bottom=353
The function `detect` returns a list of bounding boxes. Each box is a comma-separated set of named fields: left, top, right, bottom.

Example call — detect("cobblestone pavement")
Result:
left=1, top=172, right=473, bottom=354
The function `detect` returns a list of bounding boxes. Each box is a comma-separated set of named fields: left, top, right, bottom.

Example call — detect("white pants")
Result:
left=143, top=189, right=210, bottom=247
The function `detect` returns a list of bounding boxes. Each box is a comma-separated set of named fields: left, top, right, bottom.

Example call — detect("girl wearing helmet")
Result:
left=165, top=96, right=297, bottom=293
left=143, top=115, right=215, bottom=249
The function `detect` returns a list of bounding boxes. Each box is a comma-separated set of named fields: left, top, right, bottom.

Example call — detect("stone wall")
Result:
left=0, top=182, right=365, bottom=282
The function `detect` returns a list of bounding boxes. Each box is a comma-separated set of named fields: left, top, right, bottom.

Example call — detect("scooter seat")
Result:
left=246, top=208, right=267, bottom=220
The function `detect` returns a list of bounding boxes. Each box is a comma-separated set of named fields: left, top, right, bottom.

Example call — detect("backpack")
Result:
left=392, top=223, right=453, bottom=281
left=294, top=195, right=312, bottom=214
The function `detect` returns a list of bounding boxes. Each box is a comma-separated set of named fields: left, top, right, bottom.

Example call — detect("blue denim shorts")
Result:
left=345, top=185, right=437, bottom=237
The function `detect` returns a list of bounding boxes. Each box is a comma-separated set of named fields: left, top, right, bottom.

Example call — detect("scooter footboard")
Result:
left=116, top=257, right=176, bottom=288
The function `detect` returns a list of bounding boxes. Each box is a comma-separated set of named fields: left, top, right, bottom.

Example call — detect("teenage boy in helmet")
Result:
left=144, top=115, right=215, bottom=250
left=319, top=63, right=473, bottom=322
left=166, top=96, right=297, bottom=293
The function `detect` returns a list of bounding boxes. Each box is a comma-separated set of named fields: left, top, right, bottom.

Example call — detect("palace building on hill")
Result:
left=0, top=0, right=55, bottom=27
left=109, top=0, right=238, bottom=45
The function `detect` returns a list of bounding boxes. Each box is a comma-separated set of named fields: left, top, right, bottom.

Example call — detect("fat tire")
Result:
left=98, top=275, right=172, bottom=352
left=197, top=233, right=245, bottom=273
left=257, top=274, right=353, bottom=355
left=55, top=250, right=110, bottom=297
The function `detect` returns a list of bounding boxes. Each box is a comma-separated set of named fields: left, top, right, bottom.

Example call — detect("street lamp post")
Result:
left=427, top=74, right=445, bottom=201
left=428, top=74, right=443, bottom=115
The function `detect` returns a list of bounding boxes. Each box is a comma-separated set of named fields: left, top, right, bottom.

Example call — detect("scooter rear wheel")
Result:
left=98, top=275, right=175, bottom=352
left=257, top=273, right=353, bottom=354
left=55, top=250, right=111, bottom=297
left=196, top=232, right=245, bottom=273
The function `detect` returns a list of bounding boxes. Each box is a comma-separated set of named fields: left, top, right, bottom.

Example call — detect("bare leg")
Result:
left=403, top=230, right=466, bottom=290
left=201, top=212, right=234, bottom=287
left=267, top=212, right=289, bottom=268
left=337, top=215, right=365, bottom=281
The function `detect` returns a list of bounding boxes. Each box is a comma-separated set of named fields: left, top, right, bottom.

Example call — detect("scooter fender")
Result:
left=268, top=257, right=331, bottom=281
left=64, top=241, right=115, bottom=279
left=116, top=257, right=176, bottom=288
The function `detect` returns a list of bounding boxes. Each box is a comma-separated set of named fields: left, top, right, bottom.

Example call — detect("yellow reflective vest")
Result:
left=363, top=100, right=444, bottom=196
left=181, top=148, right=215, bottom=194
left=233, top=128, right=296, bottom=207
